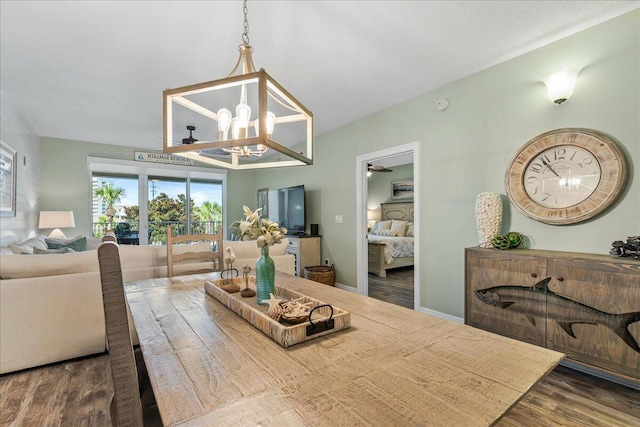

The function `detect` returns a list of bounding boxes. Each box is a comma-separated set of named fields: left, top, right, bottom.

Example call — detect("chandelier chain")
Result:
left=242, top=0, right=250, bottom=45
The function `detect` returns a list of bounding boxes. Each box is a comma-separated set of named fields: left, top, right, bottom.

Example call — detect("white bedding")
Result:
left=368, top=235, right=414, bottom=264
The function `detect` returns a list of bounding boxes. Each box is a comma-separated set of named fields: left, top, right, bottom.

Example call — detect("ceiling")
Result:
left=1, top=1, right=638, bottom=153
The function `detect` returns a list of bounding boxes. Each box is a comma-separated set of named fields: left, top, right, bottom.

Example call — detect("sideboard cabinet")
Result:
left=465, top=247, right=640, bottom=382
left=286, top=236, right=321, bottom=277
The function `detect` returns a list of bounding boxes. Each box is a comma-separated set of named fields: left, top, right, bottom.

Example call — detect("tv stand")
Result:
left=286, top=235, right=321, bottom=277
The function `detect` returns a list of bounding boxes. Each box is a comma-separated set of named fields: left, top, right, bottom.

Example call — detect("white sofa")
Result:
left=0, top=236, right=294, bottom=374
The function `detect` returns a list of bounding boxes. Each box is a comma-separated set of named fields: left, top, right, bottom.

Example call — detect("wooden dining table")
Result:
left=125, top=272, right=564, bottom=426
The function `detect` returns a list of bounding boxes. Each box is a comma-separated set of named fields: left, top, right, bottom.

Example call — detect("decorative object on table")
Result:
left=280, top=297, right=314, bottom=324
left=261, top=293, right=284, bottom=321
left=505, top=128, right=627, bottom=225
left=221, top=246, right=239, bottom=284
left=610, top=236, right=640, bottom=259
left=230, top=206, right=287, bottom=305
left=475, top=192, right=503, bottom=248
left=491, top=231, right=524, bottom=250
left=304, top=265, right=336, bottom=286
left=221, top=280, right=240, bottom=293
left=240, top=264, right=256, bottom=298
left=0, top=141, right=17, bottom=217
left=204, top=278, right=350, bottom=347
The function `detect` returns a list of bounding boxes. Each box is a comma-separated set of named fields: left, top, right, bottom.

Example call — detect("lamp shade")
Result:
left=39, top=211, right=75, bottom=239
left=543, top=70, right=579, bottom=104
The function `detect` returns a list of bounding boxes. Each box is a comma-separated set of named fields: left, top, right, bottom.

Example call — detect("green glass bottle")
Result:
left=255, top=245, right=275, bottom=305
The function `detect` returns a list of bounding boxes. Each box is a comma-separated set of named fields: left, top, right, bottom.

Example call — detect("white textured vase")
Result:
left=475, top=192, right=503, bottom=248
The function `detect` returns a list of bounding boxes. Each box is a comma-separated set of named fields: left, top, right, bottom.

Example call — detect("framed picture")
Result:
left=391, top=180, right=414, bottom=200
left=257, top=187, right=269, bottom=217
left=0, top=141, right=17, bottom=217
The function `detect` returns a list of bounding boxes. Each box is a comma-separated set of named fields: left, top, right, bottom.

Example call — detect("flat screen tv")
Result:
left=267, top=185, right=305, bottom=235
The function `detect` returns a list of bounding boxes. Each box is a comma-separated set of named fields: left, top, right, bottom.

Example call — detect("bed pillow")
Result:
left=390, top=220, right=408, bottom=237
left=371, top=220, right=392, bottom=235
left=46, top=236, right=88, bottom=252
left=405, top=222, right=414, bottom=237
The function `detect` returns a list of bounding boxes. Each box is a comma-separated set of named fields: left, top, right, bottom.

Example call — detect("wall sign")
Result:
left=135, top=151, right=195, bottom=166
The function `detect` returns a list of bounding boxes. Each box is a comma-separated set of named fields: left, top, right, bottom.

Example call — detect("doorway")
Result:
left=355, top=142, right=420, bottom=310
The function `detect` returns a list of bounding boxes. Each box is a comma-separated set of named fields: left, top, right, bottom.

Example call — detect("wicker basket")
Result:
left=304, top=265, right=336, bottom=286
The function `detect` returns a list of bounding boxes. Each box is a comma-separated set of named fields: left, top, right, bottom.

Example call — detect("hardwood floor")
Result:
left=0, top=354, right=111, bottom=427
left=2, top=354, right=637, bottom=426
left=368, top=266, right=414, bottom=309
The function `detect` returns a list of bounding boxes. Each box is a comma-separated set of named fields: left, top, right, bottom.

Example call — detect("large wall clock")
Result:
left=505, top=128, right=627, bottom=225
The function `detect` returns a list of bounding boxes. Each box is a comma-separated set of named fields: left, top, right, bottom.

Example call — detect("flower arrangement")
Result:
left=230, top=206, right=287, bottom=248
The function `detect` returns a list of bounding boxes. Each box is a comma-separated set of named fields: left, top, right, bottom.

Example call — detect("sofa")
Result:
left=0, top=235, right=294, bottom=374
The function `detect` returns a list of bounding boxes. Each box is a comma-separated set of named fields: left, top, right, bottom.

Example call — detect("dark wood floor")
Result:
left=368, top=265, right=414, bottom=309
left=1, top=353, right=638, bottom=426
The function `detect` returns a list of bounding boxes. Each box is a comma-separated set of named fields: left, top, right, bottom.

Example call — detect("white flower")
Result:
left=231, top=206, right=288, bottom=248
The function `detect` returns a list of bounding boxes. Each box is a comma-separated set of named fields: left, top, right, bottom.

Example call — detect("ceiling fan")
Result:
left=368, top=163, right=392, bottom=173
left=177, top=126, right=229, bottom=156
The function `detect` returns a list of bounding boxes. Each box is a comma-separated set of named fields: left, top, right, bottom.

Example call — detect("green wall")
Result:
left=226, top=11, right=640, bottom=317
left=40, top=11, right=639, bottom=318
left=40, top=138, right=139, bottom=236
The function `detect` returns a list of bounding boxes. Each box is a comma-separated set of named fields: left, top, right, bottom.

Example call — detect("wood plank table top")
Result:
left=125, top=272, right=564, bottom=427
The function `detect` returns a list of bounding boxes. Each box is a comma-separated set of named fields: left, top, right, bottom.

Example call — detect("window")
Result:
left=92, top=174, right=139, bottom=239
left=89, top=157, right=227, bottom=245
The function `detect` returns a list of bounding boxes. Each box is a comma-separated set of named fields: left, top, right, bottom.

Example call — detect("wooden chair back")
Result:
left=166, top=225, right=223, bottom=277
left=97, top=242, right=144, bottom=427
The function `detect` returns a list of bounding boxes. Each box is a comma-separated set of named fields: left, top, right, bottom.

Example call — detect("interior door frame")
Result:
left=355, top=141, right=420, bottom=310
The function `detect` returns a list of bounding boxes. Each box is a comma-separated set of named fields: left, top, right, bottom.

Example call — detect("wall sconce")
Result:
left=543, top=69, right=579, bottom=104
left=39, top=211, right=75, bottom=239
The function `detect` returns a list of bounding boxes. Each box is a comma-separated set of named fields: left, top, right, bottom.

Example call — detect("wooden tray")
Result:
left=204, top=276, right=350, bottom=347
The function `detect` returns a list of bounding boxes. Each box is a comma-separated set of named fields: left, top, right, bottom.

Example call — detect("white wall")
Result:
left=0, top=92, right=40, bottom=245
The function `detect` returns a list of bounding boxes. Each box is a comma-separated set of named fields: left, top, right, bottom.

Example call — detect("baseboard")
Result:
left=559, top=360, right=640, bottom=391
left=335, top=282, right=357, bottom=293
left=417, top=307, right=464, bottom=323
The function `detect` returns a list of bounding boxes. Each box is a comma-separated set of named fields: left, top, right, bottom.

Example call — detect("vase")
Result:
left=255, top=245, right=275, bottom=305
left=475, top=192, right=503, bottom=248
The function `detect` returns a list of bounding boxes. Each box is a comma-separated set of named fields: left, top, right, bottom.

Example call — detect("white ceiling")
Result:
left=1, top=1, right=638, bottom=152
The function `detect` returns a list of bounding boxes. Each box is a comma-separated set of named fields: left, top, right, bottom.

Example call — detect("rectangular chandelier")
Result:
left=163, top=66, right=313, bottom=170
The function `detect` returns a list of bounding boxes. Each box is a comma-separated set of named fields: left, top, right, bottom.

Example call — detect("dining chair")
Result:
left=102, top=231, right=118, bottom=243
left=97, top=242, right=162, bottom=427
left=166, top=225, right=223, bottom=277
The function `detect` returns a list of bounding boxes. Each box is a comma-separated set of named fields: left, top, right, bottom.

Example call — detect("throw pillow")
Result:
left=377, top=229, right=395, bottom=236
left=405, top=222, right=414, bottom=237
left=18, top=235, right=49, bottom=251
left=34, top=247, right=77, bottom=254
left=389, top=220, right=408, bottom=237
left=46, top=236, right=87, bottom=252
left=371, top=220, right=392, bottom=235
left=9, top=244, right=34, bottom=254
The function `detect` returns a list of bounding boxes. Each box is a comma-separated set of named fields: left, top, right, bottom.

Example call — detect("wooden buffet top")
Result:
left=125, top=272, right=564, bottom=427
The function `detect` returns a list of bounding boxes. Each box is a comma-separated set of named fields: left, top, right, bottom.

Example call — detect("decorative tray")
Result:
left=204, top=276, right=350, bottom=347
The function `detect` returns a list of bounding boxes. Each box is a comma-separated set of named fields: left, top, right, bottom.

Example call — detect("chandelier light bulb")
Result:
left=254, top=111, right=276, bottom=138
left=217, top=108, right=232, bottom=140
left=231, top=117, right=240, bottom=140
left=266, top=111, right=276, bottom=137
left=236, top=103, right=251, bottom=138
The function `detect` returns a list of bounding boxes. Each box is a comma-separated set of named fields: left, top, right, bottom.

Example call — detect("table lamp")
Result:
left=39, top=211, right=75, bottom=239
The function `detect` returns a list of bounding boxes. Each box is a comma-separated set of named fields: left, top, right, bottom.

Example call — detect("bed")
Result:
left=368, top=202, right=414, bottom=277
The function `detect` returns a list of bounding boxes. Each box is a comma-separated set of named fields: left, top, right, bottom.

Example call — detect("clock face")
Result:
left=523, top=145, right=601, bottom=209
left=505, top=129, right=626, bottom=225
